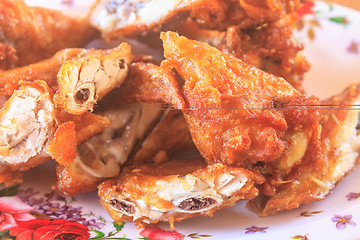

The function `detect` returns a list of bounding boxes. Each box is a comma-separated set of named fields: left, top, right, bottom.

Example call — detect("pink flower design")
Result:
left=331, top=214, right=356, bottom=230
left=245, top=226, right=268, bottom=234
left=140, top=226, right=185, bottom=240
left=0, top=196, right=35, bottom=231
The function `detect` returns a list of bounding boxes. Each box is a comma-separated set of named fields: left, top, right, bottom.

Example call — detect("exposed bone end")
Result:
left=54, top=43, right=132, bottom=115
left=0, top=81, right=56, bottom=166
left=177, top=197, right=217, bottom=212
left=109, top=199, right=137, bottom=216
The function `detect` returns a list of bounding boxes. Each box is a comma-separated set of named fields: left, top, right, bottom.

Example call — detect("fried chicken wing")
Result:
left=56, top=102, right=163, bottom=196
left=0, top=0, right=98, bottom=70
left=191, top=0, right=301, bottom=31
left=98, top=157, right=258, bottom=229
left=88, top=0, right=204, bottom=39
left=161, top=32, right=319, bottom=173
left=0, top=81, right=57, bottom=184
left=54, top=43, right=132, bottom=115
left=248, top=84, right=360, bottom=216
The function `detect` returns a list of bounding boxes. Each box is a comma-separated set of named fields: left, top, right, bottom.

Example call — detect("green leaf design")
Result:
left=89, top=230, right=106, bottom=239
left=0, top=185, right=20, bottom=197
left=329, top=17, right=349, bottom=25
left=113, top=221, right=126, bottom=231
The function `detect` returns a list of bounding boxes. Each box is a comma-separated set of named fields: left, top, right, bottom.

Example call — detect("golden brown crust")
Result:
left=191, top=0, right=301, bottom=31
left=161, top=31, right=319, bottom=168
left=0, top=0, right=98, bottom=70
left=0, top=48, right=85, bottom=96
left=248, top=83, right=360, bottom=216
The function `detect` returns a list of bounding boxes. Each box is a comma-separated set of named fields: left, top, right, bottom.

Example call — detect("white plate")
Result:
left=2, top=1, right=360, bottom=240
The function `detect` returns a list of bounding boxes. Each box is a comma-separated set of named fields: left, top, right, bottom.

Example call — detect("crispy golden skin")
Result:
left=96, top=61, right=185, bottom=109
left=0, top=0, right=98, bottom=70
left=0, top=48, right=86, bottom=96
left=248, top=84, right=360, bottom=216
left=98, top=157, right=258, bottom=229
left=217, top=15, right=310, bottom=91
left=54, top=43, right=132, bottom=115
left=191, top=0, right=301, bottom=31
left=161, top=31, right=319, bottom=171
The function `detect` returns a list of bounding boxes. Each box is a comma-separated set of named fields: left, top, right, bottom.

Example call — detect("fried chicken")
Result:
left=191, top=0, right=301, bottom=31
left=161, top=32, right=319, bottom=174
left=98, top=157, right=258, bottom=229
left=248, top=83, right=360, bottom=215
left=56, top=102, right=163, bottom=196
left=0, top=48, right=86, bottom=97
left=54, top=43, right=132, bottom=115
left=217, top=15, right=310, bottom=91
left=0, top=0, right=98, bottom=70
left=0, top=81, right=57, bottom=184
left=0, top=79, right=112, bottom=185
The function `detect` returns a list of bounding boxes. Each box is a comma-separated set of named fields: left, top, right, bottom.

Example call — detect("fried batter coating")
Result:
left=217, top=15, right=310, bottom=91
left=56, top=102, right=163, bottom=196
left=133, top=109, right=196, bottom=164
left=248, top=84, right=360, bottom=216
left=96, top=61, right=185, bottom=109
left=0, top=48, right=86, bottom=96
left=0, top=81, right=57, bottom=184
left=54, top=43, right=132, bottom=115
left=191, top=0, right=301, bottom=31
left=88, top=0, right=204, bottom=39
left=0, top=0, right=98, bottom=70
left=98, top=157, right=258, bottom=229
left=161, top=32, right=319, bottom=175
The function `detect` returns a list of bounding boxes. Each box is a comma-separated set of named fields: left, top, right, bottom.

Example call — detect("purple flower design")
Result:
left=82, top=219, right=105, bottom=230
left=27, top=197, right=47, bottom=211
left=44, top=190, right=66, bottom=202
left=40, top=202, right=68, bottom=216
left=331, top=215, right=356, bottom=230
left=347, top=41, right=359, bottom=54
left=17, top=188, right=39, bottom=202
left=346, top=192, right=360, bottom=201
left=245, top=226, right=268, bottom=234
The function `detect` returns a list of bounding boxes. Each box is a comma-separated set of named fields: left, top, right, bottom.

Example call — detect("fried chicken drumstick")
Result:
left=0, top=0, right=98, bottom=70
left=98, top=157, right=258, bottom=229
